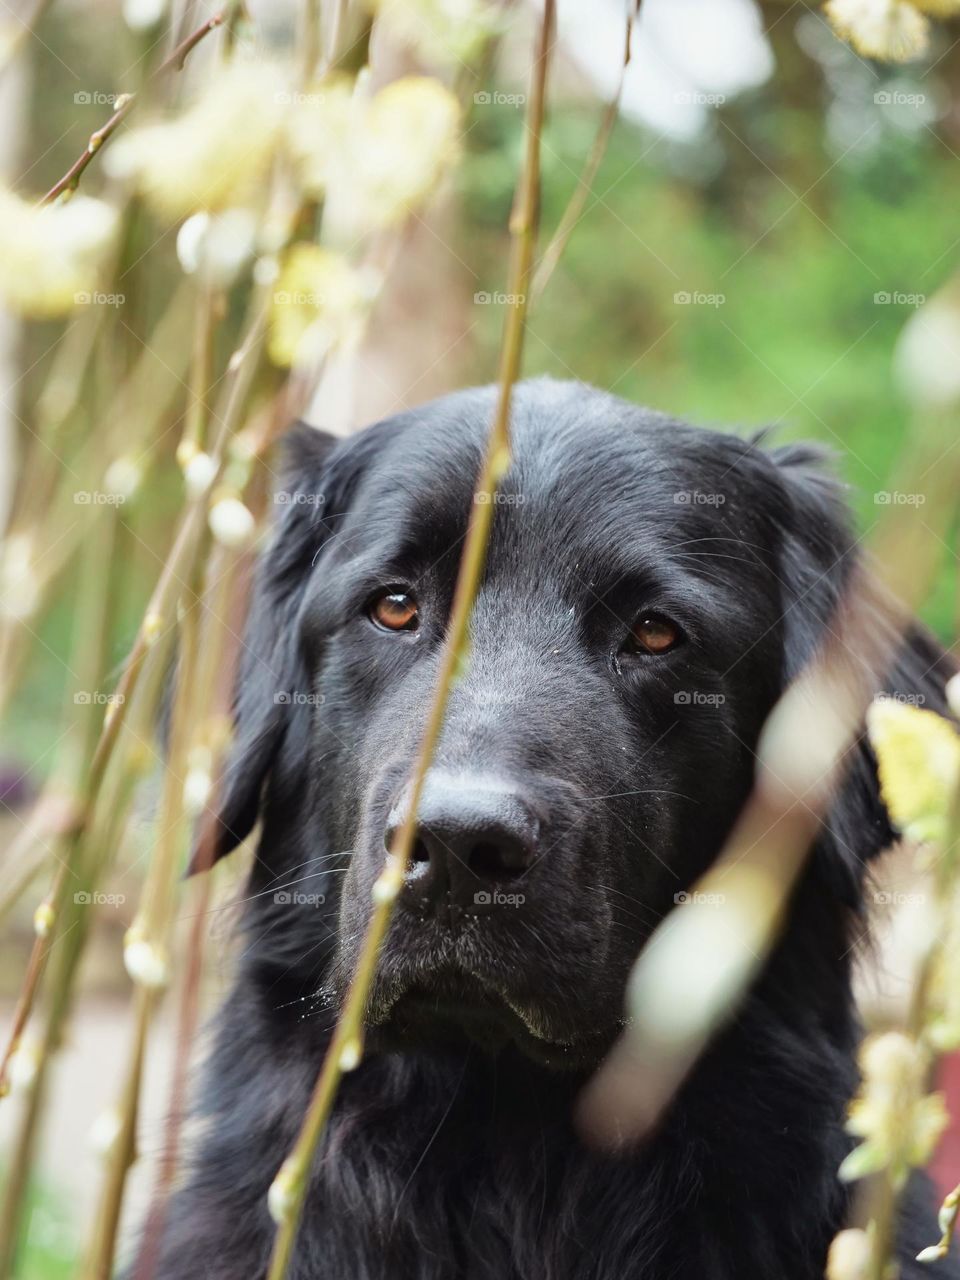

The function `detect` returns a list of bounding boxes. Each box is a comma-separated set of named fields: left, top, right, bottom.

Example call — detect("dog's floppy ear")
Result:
left=761, top=441, right=857, bottom=687
left=197, top=421, right=356, bottom=866
left=765, top=441, right=956, bottom=902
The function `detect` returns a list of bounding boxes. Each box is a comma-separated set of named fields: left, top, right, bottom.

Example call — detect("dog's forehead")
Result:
left=342, top=384, right=770, bottom=581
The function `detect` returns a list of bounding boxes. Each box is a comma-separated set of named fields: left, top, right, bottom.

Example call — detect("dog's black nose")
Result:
left=386, top=773, right=539, bottom=912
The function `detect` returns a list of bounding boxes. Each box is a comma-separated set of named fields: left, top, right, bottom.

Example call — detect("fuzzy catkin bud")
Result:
left=123, top=932, right=169, bottom=989
left=338, top=1036, right=362, bottom=1071
left=143, top=612, right=164, bottom=644
left=184, top=451, right=218, bottom=499
left=827, top=1228, right=870, bottom=1280
left=33, top=901, right=55, bottom=937
left=208, top=496, right=255, bottom=549
left=268, top=1161, right=297, bottom=1224
left=372, top=862, right=403, bottom=905
left=917, top=1245, right=948, bottom=1263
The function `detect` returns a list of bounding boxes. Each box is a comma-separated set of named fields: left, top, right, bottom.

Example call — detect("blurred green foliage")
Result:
left=460, top=94, right=960, bottom=641
left=0, top=1175, right=75, bottom=1280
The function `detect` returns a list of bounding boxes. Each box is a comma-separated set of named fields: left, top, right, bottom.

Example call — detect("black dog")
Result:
left=150, top=379, right=957, bottom=1279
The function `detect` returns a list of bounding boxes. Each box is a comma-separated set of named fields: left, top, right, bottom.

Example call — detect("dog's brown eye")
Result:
left=369, top=589, right=419, bottom=632
left=628, top=614, right=682, bottom=655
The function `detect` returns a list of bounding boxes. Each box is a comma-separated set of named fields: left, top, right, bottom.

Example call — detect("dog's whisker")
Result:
left=256, top=849, right=352, bottom=891
left=585, top=789, right=701, bottom=803
left=590, top=883, right=665, bottom=923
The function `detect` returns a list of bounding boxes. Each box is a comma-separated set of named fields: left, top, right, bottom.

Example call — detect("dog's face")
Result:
left=211, top=380, right=879, bottom=1069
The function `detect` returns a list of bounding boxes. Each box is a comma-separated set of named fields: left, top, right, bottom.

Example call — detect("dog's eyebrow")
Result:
left=299, top=549, right=414, bottom=638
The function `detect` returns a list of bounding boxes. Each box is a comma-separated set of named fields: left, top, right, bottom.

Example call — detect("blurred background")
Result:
left=1, top=0, right=959, bottom=1274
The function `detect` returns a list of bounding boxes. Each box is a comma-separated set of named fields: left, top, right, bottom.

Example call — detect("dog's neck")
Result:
left=311, top=1009, right=852, bottom=1278
left=163, top=959, right=854, bottom=1280
left=156, top=867, right=861, bottom=1279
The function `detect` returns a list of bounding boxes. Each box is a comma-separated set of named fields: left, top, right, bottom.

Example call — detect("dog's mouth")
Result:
left=362, top=962, right=621, bottom=1069
left=333, top=821, right=631, bottom=1069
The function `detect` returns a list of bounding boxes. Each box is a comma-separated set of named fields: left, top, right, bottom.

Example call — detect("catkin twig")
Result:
left=531, top=0, right=639, bottom=303
left=39, top=9, right=225, bottom=205
left=263, top=5, right=556, bottom=1278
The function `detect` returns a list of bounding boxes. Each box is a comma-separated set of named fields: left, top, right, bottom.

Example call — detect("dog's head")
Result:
left=207, top=379, right=948, bottom=1068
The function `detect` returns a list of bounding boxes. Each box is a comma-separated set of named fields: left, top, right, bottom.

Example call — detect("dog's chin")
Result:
left=363, top=966, right=619, bottom=1071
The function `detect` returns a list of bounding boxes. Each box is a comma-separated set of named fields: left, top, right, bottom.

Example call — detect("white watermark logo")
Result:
left=273, top=891, right=326, bottom=907
left=673, top=91, right=726, bottom=107
left=873, top=890, right=926, bottom=906
left=874, top=90, right=926, bottom=107
left=474, top=291, right=526, bottom=306
left=274, top=290, right=326, bottom=306
left=873, top=291, right=924, bottom=308
left=473, top=91, right=526, bottom=108
left=74, top=90, right=125, bottom=106
left=674, top=691, right=726, bottom=706
left=74, top=490, right=127, bottom=505
left=274, top=691, right=325, bottom=706
left=674, top=290, right=725, bottom=308
left=474, top=491, right=524, bottom=505
left=74, top=291, right=125, bottom=307
left=673, top=490, right=725, bottom=506
left=274, top=491, right=325, bottom=506
left=874, top=490, right=925, bottom=506
left=474, top=889, right=525, bottom=907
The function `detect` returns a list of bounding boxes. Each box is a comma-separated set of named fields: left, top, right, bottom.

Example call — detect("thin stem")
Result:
left=0, top=272, right=267, bottom=1278
left=39, top=9, right=225, bottom=205
left=0, top=277, right=193, bottom=720
left=179, top=281, right=218, bottom=462
left=0, top=861, right=70, bottom=1097
left=0, top=849, right=47, bottom=927
left=0, top=734, right=147, bottom=1274
left=0, top=873, right=93, bottom=1277
left=132, top=546, right=252, bottom=1280
left=0, top=505, right=117, bottom=1096
left=531, top=0, right=639, bottom=303
left=80, top=545, right=205, bottom=1279
left=82, top=986, right=155, bottom=1280
left=263, top=6, right=555, bottom=1277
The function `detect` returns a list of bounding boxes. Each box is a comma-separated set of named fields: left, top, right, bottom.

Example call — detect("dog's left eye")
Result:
left=625, top=613, right=683, bottom=655
left=368, top=588, right=420, bottom=632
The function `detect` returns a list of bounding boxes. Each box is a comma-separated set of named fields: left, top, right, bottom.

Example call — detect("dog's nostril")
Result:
left=388, top=773, right=542, bottom=911
left=468, top=839, right=528, bottom=880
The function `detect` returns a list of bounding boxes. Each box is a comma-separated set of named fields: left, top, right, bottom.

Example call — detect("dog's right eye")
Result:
left=368, top=588, right=420, bottom=632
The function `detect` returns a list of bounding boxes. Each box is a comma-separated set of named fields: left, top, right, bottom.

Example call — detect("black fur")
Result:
left=148, top=379, right=958, bottom=1279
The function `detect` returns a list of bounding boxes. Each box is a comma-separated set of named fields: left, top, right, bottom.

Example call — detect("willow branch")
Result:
left=531, top=0, right=638, bottom=303
left=0, top=285, right=268, bottom=1280
left=0, top=505, right=117, bottom=1098
left=132, top=544, right=252, bottom=1280
left=81, top=543, right=205, bottom=1280
left=0, top=504, right=119, bottom=1271
left=82, top=986, right=155, bottom=1280
left=263, top=6, right=556, bottom=1278
left=39, top=9, right=225, bottom=205
left=919, top=1183, right=960, bottom=1265
left=866, top=756, right=960, bottom=1276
